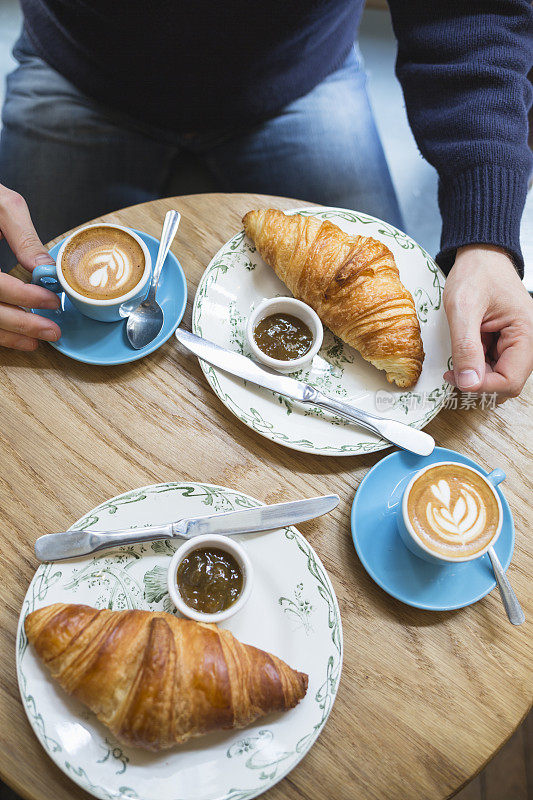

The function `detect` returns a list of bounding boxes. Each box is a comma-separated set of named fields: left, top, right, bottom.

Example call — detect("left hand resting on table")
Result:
left=443, top=244, right=533, bottom=402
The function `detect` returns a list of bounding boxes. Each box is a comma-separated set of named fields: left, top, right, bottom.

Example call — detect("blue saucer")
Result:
left=31, top=229, right=187, bottom=365
left=351, top=447, right=514, bottom=611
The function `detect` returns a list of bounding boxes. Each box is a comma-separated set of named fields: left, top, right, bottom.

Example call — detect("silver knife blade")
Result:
left=175, top=328, right=306, bottom=401
left=175, top=494, right=339, bottom=538
left=175, top=328, right=434, bottom=456
left=34, top=495, right=340, bottom=562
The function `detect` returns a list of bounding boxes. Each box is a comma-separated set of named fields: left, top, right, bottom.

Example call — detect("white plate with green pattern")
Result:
left=17, top=482, right=342, bottom=800
left=193, top=206, right=452, bottom=455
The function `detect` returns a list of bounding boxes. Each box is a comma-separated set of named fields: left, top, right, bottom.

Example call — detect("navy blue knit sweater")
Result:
left=21, top=0, right=533, bottom=273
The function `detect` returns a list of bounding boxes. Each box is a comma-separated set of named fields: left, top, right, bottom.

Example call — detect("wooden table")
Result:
left=1, top=193, right=531, bottom=800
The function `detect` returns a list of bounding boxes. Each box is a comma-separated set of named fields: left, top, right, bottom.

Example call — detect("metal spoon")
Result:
left=487, top=545, right=525, bottom=625
left=126, top=209, right=181, bottom=349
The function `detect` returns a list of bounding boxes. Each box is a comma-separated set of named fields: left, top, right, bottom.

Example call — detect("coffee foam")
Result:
left=87, top=246, right=133, bottom=291
left=61, top=227, right=145, bottom=300
left=425, top=478, right=487, bottom=542
left=407, top=465, right=499, bottom=558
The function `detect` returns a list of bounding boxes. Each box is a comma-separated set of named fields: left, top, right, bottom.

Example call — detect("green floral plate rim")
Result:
left=192, top=206, right=452, bottom=456
left=16, top=482, right=343, bottom=800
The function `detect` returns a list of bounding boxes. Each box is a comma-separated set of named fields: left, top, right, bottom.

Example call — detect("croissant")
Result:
left=24, top=603, right=308, bottom=751
left=243, top=209, right=424, bottom=388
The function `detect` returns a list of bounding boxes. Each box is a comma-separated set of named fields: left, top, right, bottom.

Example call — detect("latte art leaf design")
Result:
left=426, top=479, right=486, bottom=544
left=88, top=246, right=132, bottom=290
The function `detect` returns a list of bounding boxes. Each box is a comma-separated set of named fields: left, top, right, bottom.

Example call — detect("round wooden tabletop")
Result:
left=1, top=193, right=531, bottom=800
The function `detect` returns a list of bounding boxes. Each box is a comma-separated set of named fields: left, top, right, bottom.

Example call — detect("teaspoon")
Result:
left=487, top=545, right=524, bottom=625
left=126, top=209, right=181, bottom=349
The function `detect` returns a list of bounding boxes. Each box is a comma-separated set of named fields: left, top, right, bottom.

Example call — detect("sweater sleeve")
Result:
left=387, top=0, right=533, bottom=276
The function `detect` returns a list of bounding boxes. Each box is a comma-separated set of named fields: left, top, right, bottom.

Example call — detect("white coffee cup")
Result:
left=397, top=462, right=504, bottom=565
left=32, top=223, right=152, bottom=323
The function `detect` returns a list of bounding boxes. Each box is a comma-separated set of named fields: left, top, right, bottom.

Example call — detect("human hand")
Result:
left=0, top=184, right=61, bottom=350
left=443, top=244, right=533, bottom=402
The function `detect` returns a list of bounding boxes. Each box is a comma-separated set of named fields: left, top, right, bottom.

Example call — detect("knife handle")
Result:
left=35, top=524, right=174, bottom=562
left=309, top=390, right=384, bottom=437
left=91, top=525, right=174, bottom=550
left=308, top=389, right=434, bottom=456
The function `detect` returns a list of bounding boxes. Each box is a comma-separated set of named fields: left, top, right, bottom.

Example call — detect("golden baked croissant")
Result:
left=25, top=603, right=308, bottom=751
left=243, top=209, right=424, bottom=388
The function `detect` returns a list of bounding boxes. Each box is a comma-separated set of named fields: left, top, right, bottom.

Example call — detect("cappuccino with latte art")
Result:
left=406, top=463, right=500, bottom=559
left=61, top=226, right=146, bottom=300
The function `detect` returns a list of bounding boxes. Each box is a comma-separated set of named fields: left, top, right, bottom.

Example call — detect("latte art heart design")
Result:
left=61, top=225, right=146, bottom=301
left=426, top=479, right=486, bottom=544
left=88, top=246, right=132, bottom=290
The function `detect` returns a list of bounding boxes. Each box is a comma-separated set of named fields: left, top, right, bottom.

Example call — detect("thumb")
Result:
left=0, top=188, right=54, bottom=272
left=15, top=232, right=54, bottom=274
left=445, top=298, right=486, bottom=391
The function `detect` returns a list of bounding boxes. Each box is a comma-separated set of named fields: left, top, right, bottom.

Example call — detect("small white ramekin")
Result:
left=246, top=297, right=323, bottom=373
left=167, top=534, right=253, bottom=623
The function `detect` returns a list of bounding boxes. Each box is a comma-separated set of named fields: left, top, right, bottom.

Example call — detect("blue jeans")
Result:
left=0, top=29, right=403, bottom=270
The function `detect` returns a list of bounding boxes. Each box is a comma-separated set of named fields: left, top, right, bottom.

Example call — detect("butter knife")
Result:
left=175, top=328, right=434, bottom=456
left=35, top=494, right=339, bottom=562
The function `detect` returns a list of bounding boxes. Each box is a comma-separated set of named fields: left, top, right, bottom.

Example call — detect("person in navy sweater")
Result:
left=0, top=1, right=531, bottom=401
